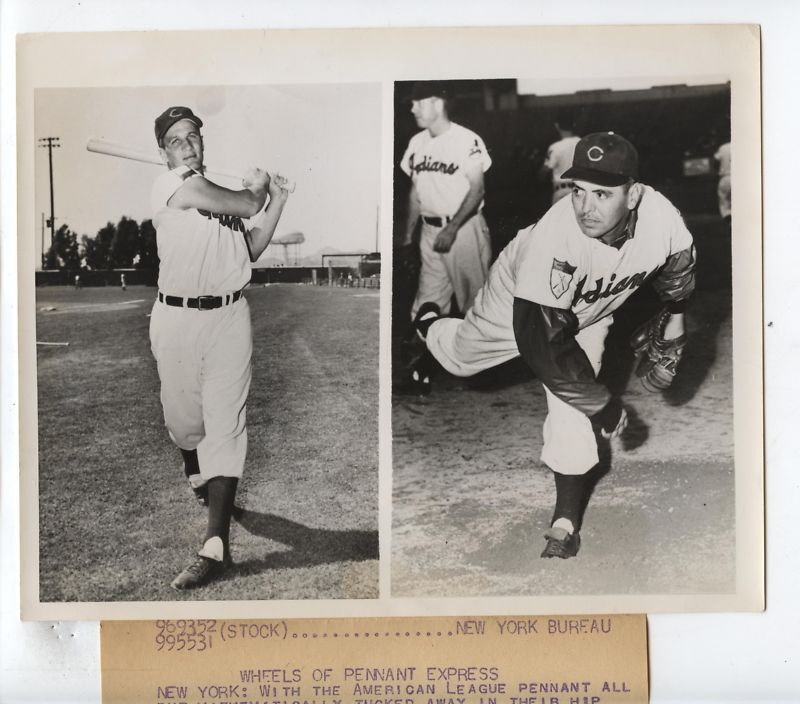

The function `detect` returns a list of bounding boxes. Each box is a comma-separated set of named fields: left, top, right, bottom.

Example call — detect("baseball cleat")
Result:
left=413, top=302, right=442, bottom=341
left=170, top=553, right=232, bottom=591
left=393, top=369, right=431, bottom=397
left=540, top=527, right=581, bottom=559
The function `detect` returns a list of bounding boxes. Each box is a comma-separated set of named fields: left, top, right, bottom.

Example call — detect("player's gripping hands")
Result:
left=268, top=172, right=292, bottom=204
left=241, top=167, right=292, bottom=261
left=242, top=167, right=271, bottom=193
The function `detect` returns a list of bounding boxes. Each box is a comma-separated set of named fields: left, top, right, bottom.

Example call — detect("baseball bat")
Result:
left=86, top=138, right=241, bottom=182
left=86, top=138, right=295, bottom=191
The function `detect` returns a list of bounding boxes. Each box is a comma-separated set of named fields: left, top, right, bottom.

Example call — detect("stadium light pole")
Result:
left=38, top=136, right=60, bottom=268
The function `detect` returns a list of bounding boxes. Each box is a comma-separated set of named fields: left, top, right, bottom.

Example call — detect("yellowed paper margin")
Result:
left=102, top=615, right=648, bottom=704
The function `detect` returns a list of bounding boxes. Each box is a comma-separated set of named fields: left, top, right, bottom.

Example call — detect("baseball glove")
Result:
left=630, top=308, right=687, bottom=392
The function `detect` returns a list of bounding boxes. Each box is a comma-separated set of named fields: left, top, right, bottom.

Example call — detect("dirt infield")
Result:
left=36, top=284, right=379, bottom=602
left=392, top=286, right=735, bottom=597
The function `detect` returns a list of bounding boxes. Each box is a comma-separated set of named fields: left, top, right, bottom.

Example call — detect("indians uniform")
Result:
left=714, top=141, right=731, bottom=219
left=418, top=132, right=696, bottom=557
left=544, top=135, right=581, bottom=204
left=149, top=163, right=253, bottom=482
left=428, top=184, right=694, bottom=472
left=401, top=121, right=492, bottom=317
left=148, top=105, right=288, bottom=589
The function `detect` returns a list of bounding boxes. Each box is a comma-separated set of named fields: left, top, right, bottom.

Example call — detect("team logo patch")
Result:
left=469, top=139, right=483, bottom=158
left=550, top=258, right=577, bottom=299
left=587, top=145, right=605, bottom=162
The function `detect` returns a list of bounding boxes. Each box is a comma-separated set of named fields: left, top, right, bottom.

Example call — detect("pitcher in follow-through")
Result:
left=149, top=106, right=291, bottom=590
left=411, top=132, right=695, bottom=559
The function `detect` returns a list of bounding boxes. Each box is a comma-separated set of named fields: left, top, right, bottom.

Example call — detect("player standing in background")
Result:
left=149, top=106, right=290, bottom=590
left=714, top=139, right=731, bottom=222
left=397, top=81, right=492, bottom=395
left=539, top=113, right=581, bottom=204
left=412, top=133, right=695, bottom=558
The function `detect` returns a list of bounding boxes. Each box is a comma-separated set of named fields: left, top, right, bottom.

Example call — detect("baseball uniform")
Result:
left=714, top=141, right=731, bottom=219
left=401, top=122, right=492, bottom=317
left=149, top=164, right=253, bottom=481
left=426, top=185, right=695, bottom=474
left=544, top=135, right=581, bottom=203
left=149, top=105, right=290, bottom=589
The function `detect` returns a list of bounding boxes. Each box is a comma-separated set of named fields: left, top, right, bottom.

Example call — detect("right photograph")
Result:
left=391, top=77, right=733, bottom=597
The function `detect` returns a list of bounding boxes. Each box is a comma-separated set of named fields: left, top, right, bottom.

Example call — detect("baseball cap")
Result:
left=154, top=106, right=203, bottom=144
left=561, top=132, right=638, bottom=187
left=410, top=81, right=449, bottom=101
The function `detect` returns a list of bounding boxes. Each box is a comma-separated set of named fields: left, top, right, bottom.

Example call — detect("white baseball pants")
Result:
left=411, top=212, right=491, bottom=318
left=426, top=250, right=611, bottom=476
left=150, top=297, right=252, bottom=480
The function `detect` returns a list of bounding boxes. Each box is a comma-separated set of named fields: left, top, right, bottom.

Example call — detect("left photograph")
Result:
left=30, top=84, right=381, bottom=603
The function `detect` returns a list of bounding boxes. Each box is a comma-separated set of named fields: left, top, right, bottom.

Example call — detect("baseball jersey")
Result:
left=545, top=136, right=581, bottom=187
left=715, top=142, right=731, bottom=176
left=512, top=186, right=694, bottom=330
left=401, top=122, right=491, bottom=216
left=151, top=166, right=252, bottom=297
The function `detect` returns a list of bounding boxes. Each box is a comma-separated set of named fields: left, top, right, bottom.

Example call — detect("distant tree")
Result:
left=83, top=222, right=116, bottom=270
left=43, top=224, right=81, bottom=270
left=109, top=216, right=140, bottom=268
left=137, top=219, right=159, bottom=269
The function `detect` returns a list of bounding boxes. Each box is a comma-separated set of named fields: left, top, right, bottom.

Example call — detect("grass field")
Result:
left=36, top=284, right=379, bottom=602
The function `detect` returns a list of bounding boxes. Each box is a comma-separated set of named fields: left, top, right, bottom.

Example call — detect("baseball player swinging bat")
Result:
left=86, top=138, right=296, bottom=191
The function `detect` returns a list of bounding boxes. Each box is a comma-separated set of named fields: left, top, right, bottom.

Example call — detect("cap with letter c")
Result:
left=561, top=131, right=638, bottom=187
left=154, top=106, right=203, bottom=145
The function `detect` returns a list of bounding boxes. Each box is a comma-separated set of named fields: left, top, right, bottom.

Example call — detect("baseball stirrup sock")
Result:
left=416, top=312, right=439, bottom=339
left=205, top=477, right=239, bottom=550
left=552, top=472, right=588, bottom=532
left=413, top=349, right=437, bottom=379
left=180, top=448, right=201, bottom=479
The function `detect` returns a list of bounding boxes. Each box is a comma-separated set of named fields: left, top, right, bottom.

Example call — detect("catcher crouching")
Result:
left=411, top=131, right=695, bottom=558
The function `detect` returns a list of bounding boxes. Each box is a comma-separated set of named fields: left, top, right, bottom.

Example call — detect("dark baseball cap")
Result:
left=561, top=132, right=638, bottom=187
left=410, top=81, right=449, bottom=101
left=154, top=106, right=203, bottom=144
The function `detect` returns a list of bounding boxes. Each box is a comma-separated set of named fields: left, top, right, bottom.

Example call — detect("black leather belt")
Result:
left=422, top=215, right=451, bottom=227
left=158, top=290, right=243, bottom=310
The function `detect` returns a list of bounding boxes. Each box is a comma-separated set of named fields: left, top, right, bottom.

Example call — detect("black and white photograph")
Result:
left=29, top=83, right=381, bottom=605
left=16, top=24, right=762, bottom=620
left=391, top=73, right=751, bottom=602
left=4, top=7, right=797, bottom=703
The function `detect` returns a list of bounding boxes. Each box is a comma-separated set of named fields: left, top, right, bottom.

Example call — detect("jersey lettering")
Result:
left=572, top=266, right=657, bottom=306
left=408, top=152, right=459, bottom=176
left=197, top=209, right=246, bottom=233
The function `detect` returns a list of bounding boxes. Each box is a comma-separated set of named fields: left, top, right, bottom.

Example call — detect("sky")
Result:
left=34, top=84, right=381, bottom=267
